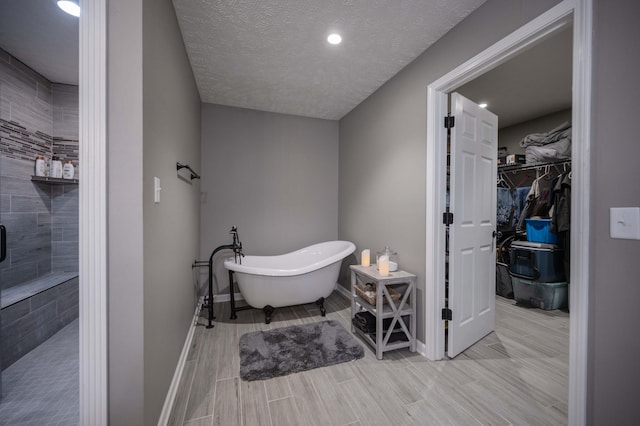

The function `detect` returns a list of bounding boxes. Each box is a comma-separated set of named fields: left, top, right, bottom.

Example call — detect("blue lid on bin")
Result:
left=525, top=218, right=559, bottom=244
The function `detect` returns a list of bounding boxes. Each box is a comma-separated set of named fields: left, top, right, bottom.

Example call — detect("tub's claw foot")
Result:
left=263, top=305, right=275, bottom=324
left=315, top=297, right=326, bottom=316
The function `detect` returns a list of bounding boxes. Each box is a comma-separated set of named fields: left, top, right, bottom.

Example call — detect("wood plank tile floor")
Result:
left=168, top=292, right=569, bottom=425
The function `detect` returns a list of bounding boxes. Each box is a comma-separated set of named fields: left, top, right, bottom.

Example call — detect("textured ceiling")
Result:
left=1, top=1, right=573, bottom=127
left=173, top=0, right=487, bottom=120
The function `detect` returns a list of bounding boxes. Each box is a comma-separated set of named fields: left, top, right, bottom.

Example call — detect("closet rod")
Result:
left=498, top=159, right=571, bottom=174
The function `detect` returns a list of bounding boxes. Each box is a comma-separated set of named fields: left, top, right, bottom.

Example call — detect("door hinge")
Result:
left=443, top=212, right=454, bottom=225
left=442, top=308, right=452, bottom=321
left=444, top=115, right=455, bottom=129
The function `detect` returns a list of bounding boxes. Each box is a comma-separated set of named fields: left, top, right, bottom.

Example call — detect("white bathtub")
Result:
left=224, top=240, right=355, bottom=312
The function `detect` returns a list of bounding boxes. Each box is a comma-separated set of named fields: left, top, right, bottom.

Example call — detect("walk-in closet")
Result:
left=495, top=120, right=572, bottom=312
left=452, top=21, right=573, bottom=336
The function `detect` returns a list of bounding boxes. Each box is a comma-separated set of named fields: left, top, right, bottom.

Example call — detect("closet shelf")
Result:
left=498, top=159, right=571, bottom=174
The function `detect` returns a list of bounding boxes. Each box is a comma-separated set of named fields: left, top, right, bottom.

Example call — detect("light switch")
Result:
left=154, top=177, right=161, bottom=203
left=610, top=207, right=640, bottom=240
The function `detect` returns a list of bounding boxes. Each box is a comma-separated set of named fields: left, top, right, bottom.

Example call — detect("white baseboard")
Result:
left=213, top=292, right=244, bottom=303
left=157, top=298, right=203, bottom=426
left=334, top=283, right=351, bottom=299
left=415, top=339, right=428, bottom=358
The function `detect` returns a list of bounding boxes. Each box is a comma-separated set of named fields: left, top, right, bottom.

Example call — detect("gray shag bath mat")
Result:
left=239, top=320, right=364, bottom=381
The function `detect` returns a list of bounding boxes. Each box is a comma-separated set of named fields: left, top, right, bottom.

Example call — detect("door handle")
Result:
left=0, top=224, right=6, bottom=263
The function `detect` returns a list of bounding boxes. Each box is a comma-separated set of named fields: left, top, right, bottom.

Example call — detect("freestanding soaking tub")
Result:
left=224, top=240, right=355, bottom=323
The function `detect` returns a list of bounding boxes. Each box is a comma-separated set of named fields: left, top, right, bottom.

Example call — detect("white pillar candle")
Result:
left=361, top=249, right=370, bottom=267
left=378, top=255, right=389, bottom=276
left=389, top=261, right=398, bottom=272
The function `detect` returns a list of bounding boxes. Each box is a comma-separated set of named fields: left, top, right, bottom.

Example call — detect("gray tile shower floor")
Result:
left=0, top=319, right=78, bottom=425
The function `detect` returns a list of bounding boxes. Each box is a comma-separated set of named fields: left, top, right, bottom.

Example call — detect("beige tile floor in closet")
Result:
left=168, top=292, right=569, bottom=426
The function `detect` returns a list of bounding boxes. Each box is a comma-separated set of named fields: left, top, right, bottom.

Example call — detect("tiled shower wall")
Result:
left=0, top=48, right=79, bottom=289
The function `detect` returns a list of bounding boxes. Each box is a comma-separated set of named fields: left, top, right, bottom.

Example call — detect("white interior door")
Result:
left=447, top=92, right=498, bottom=358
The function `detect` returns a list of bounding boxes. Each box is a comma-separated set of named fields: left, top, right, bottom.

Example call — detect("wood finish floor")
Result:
left=167, top=292, right=569, bottom=425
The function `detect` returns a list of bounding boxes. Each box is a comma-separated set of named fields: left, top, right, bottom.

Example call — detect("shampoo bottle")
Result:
left=63, top=160, right=75, bottom=179
left=35, top=156, right=46, bottom=176
left=51, top=156, right=63, bottom=178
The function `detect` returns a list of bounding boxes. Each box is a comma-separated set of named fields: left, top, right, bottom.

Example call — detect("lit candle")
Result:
left=361, top=249, right=370, bottom=267
left=378, top=255, right=389, bottom=276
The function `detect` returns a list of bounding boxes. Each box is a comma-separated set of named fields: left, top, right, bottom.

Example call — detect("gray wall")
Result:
left=200, top=104, right=339, bottom=295
left=0, top=49, right=79, bottom=288
left=108, top=0, right=144, bottom=422
left=142, top=0, right=201, bottom=421
left=108, top=0, right=201, bottom=424
left=0, top=157, right=52, bottom=287
left=51, top=84, right=79, bottom=273
left=498, top=108, right=572, bottom=155
left=589, top=0, right=640, bottom=423
left=339, top=0, right=563, bottom=341
left=1, top=49, right=54, bottom=287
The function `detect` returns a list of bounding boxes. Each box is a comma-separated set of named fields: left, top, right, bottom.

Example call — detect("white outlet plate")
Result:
left=154, top=177, right=161, bottom=203
left=610, top=207, right=640, bottom=240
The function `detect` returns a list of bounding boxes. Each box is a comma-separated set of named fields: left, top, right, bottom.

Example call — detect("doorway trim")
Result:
left=79, top=0, right=108, bottom=424
left=425, top=0, right=590, bottom=424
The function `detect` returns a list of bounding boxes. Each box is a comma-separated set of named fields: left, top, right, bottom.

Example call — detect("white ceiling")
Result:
left=457, top=24, right=573, bottom=128
left=0, top=0, right=79, bottom=86
left=0, top=0, right=573, bottom=126
left=172, top=0, right=486, bottom=119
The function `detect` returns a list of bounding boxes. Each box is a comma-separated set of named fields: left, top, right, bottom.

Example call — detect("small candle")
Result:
left=361, top=249, right=370, bottom=267
left=389, top=260, right=398, bottom=272
left=378, top=255, right=389, bottom=276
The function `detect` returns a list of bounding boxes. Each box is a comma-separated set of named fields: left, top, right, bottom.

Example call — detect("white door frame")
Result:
left=425, top=1, right=591, bottom=425
left=79, top=0, right=108, bottom=424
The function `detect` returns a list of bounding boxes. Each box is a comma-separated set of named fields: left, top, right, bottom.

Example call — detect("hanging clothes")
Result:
left=497, top=188, right=515, bottom=230
left=517, top=179, right=540, bottom=230
left=551, top=172, right=571, bottom=233
left=516, top=172, right=556, bottom=230
left=550, top=171, right=572, bottom=282
left=513, top=186, right=531, bottom=229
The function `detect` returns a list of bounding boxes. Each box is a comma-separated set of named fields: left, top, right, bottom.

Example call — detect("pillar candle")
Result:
left=361, top=249, right=370, bottom=267
left=378, top=255, right=389, bottom=276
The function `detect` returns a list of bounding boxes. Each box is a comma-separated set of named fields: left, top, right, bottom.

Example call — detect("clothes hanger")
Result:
left=537, top=164, right=551, bottom=180
left=497, top=173, right=512, bottom=188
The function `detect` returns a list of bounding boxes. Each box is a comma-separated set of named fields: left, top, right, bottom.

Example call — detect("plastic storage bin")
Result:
left=525, top=218, right=559, bottom=244
left=509, top=241, right=565, bottom=283
left=510, top=276, right=568, bottom=310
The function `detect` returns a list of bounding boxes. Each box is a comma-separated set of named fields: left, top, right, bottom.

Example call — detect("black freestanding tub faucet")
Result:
left=192, top=226, right=243, bottom=328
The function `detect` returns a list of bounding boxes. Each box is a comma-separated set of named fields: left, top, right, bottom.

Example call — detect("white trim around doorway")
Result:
left=424, top=1, right=590, bottom=425
left=79, top=0, right=108, bottom=424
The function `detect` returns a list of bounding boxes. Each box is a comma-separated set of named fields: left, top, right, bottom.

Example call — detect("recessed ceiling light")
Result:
left=479, top=103, right=488, bottom=108
left=327, top=33, right=342, bottom=45
left=57, top=0, right=80, bottom=17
